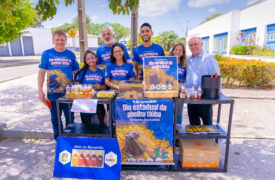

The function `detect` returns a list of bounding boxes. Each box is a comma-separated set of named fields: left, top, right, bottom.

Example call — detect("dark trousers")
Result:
left=48, top=93, right=74, bottom=140
left=187, top=104, right=213, bottom=125
left=80, top=104, right=106, bottom=132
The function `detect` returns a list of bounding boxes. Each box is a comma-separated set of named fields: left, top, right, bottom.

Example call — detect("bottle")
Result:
left=87, top=85, right=92, bottom=98
left=83, top=84, right=88, bottom=98
left=190, top=86, right=195, bottom=100
left=197, top=86, right=202, bottom=100
left=79, top=86, right=84, bottom=98
left=75, top=86, right=80, bottom=98
left=70, top=86, right=75, bottom=99
left=65, top=84, right=71, bottom=98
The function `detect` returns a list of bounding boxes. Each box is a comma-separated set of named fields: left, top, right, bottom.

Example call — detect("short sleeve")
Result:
left=71, top=53, right=79, bottom=71
left=96, top=48, right=102, bottom=65
left=75, top=70, right=83, bottom=83
left=132, top=49, right=139, bottom=63
left=100, top=70, right=105, bottom=85
left=121, top=43, right=131, bottom=61
left=159, top=45, right=165, bottom=56
left=38, top=51, right=48, bottom=69
left=105, top=63, right=112, bottom=79
left=129, top=64, right=136, bottom=78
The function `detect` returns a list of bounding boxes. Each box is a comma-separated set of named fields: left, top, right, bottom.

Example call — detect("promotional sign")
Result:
left=143, top=56, right=178, bottom=94
left=53, top=137, right=121, bottom=180
left=115, top=99, right=174, bottom=165
left=71, top=99, right=98, bottom=113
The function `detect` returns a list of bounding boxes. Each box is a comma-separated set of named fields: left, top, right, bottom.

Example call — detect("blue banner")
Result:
left=53, top=137, right=121, bottom=180
left=115, top=99, right=174, bottom=165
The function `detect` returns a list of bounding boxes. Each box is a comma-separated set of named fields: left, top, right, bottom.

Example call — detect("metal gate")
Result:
left=10, top=38, right=23, bottom=56
left=22, top=36, right=35, bottom=55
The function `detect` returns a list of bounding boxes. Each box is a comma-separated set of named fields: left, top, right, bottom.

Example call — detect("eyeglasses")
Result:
left=113, top=50, right=123, bottom=54
left=86, top=57, right=96, bottom=61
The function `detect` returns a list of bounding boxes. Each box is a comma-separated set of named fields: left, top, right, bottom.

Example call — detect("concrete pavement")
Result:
left=0, top=74, right=275, bottom=179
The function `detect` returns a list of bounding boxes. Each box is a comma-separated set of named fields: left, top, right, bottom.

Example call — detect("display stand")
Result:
left=56, top=96, right=114, bottom=138
left=173, top=93, right=234, bottom=172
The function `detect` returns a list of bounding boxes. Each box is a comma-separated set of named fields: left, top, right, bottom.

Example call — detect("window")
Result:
left=268, top=33, right=275, bottom=41
left=201, top=37, right=209, bottom=52
left=214, top=32, right=228, bottom=54
left=214, top=37, right=220, bottom=51
left=240, top=28, right=256, bottom=45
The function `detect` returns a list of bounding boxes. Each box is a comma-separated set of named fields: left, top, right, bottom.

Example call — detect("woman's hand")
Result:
left=94, top=84, right=101, bottom=90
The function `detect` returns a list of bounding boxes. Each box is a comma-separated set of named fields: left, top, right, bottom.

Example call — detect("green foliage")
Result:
left=231, top=45, right=256, bottom=55
left=159, top=31, right=178, bottom=52
left=35, top=0, right=74, bottom=21
left=213, top=54, right=226, bottom=61
left=200, top=13, right=221, bottom=25
left=0, top=0, right=37, bottom=44
left=251, top=46, right=275, bottom=57
left=218, top=58, right=275, bottom=88
left=108, top=0, right=139, bottom=15
left=52, top=16, right=130, bottom=45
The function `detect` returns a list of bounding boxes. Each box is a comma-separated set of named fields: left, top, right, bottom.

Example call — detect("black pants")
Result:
left=187, top=104, right=213, bottom=125
left=80, top=104, right=106, bottom=132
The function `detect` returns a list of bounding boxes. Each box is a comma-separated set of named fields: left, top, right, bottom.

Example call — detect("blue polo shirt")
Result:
left=132, top=43, right=165, bottom=80
left=105, top=62, right=136, bottom=85
left=39, top=48, right=79, bottom=93
left=178, top=64, right=186, bottom=82
left=96, top=43, right=130, bottom=69
left=76, top=68, right=105, bottom=85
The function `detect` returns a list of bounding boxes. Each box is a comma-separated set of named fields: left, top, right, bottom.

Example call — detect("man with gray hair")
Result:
left=186, top=36, right=221, bottom=125
left=96, top=26, right=131, bottom=70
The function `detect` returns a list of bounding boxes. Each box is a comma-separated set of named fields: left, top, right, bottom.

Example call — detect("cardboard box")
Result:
left=119, top=91, right=143, bottom=99
left=179, top=139, right=219, bottom=168
left=119, top=80, right=143, bottom=99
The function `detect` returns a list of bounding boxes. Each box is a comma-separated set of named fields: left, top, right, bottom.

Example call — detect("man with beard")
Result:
left=96, top=26, right=131, bottom=70
left=133, top=23, right=165, bottom=80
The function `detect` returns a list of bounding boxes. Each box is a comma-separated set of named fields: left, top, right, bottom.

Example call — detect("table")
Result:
left=173, top=93, right=234, bottom=172
left=56, top=96, right=114, bottom=138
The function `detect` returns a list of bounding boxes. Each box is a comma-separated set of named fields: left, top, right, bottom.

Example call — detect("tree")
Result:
left=200, top=13, right=221, bottom=25
left=159, top=31, right=179, bottom=52
left=0, top=0, right=37, bottom=44
left=35, top=0, right=139, bottom=21
left=111, top=23, right=130, bottom=42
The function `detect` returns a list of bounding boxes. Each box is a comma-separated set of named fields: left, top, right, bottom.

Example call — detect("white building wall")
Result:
left=239, top=0, right=275, bottom=46
left=23, top=28, right=53, bottom=55
left=187, top=11, right=233, bottom=56
left=67, top=36, right=98, bottom=48
left=186, top=0, right=275, bottom=56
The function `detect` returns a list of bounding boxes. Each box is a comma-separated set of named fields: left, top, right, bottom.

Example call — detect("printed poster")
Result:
left=143, top=56, right=178, bottom=93
left=115, top=99, right=174, bottom=165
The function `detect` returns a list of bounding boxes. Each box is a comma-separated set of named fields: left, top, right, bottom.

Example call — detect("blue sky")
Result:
left=37, top=0, right=260, bottom=37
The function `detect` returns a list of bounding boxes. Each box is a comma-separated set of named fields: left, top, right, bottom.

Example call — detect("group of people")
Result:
left=38, top=22, right=220, bottom=140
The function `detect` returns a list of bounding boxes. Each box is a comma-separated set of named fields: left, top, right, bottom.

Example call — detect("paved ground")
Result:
left=0, top=74, right=275, bottom=180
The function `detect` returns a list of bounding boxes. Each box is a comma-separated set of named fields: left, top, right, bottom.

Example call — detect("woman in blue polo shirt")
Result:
left=105, top=43, right=136, bottom=89
left=170, top=43, right=187, bottom=125
left=74, top=50, right=106, bottom=133
left=169, top=43, right=187, bottom=83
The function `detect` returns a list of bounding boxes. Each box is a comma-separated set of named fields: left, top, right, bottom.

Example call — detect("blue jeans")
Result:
left=47, top=93, right=74, bottom=140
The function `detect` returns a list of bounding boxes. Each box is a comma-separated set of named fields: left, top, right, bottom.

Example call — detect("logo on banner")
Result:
left=105, top=151, right=117, bottom=167
left=59, top=150, right=71, bottom=165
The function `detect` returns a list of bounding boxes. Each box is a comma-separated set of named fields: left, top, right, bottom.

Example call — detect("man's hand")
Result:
left=38, top=91, right=46, bottom=102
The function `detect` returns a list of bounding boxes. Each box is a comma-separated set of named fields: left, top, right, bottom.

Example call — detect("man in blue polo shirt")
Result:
left=133, top=23, right=165, bottom=80
left=96, top=26, right=131, bottom=70
left=186, top=37, right=221, bottom=125
left=38, top=30, right=79, bottom=140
